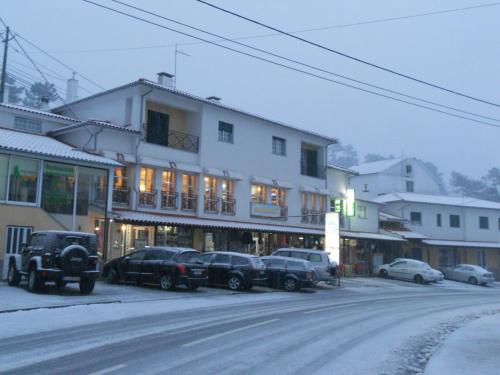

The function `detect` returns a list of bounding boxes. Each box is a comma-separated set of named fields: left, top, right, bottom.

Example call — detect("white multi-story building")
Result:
left=50, top=73, right=335, bottom=257
left=350, top=157, right=445, bottom=200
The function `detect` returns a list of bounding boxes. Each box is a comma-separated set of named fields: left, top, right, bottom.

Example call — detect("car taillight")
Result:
left=176, top=264, right=187, bottom=274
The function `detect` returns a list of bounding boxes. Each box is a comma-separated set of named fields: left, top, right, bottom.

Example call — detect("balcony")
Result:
left=112, top=188, right=130, bottom=206
left=222, top=198, right=236, bottom=215
left=161, top=192, right=178, bottom=210
left=167, top=130, right=199, bottom=153
left=319, top=210, right=326, bottom=225
left=300, top=161, right=326, bottom=179
left=301, top=208, right=309, bottom=223
left=272, top=205, right=288, bottom=221
left=204, top=196, right=220, bottom=214
left=310, top=209, right=320, bottom=224
left=181, top=193, right=198, bottom=212
left=139, top=190, right=157, bottom=208
left=93, top=183, right=107, bottom=207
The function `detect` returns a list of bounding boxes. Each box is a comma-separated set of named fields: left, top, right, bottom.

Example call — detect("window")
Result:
left=436, top=213, right=442, bottom=227
left=270, top=258, right=286, bottom=268
left=162, top=170, right=175, bottom=194
left=274, top=250, right=289, bottom=257
left=42, top=163, right=75, bottom=219
left=128, top=250, right=146, bottom=261
left=479, top=216, right=489, bottom=229
left=146, top=110, right=169, bottom=147
left=272, top=136, right=286, bottom=156
left=113, top=167, right=128, bottom=190
left=309, top=253, right=322, bottom=263
left=218, top=121, right=233, bottom=143
left=410, top=211, right=422, bottom=225
left=8, top=157, right=39, bottom=203
left=182, top=174, right=196, bottom=196
left=319, top=195, right=327, bottom=212
left=390, top=261, right=407, bottom=268
left=406, top=180, right=414, bottom=192
left=0, top=154, right=8, bottom=200
left=271, top=187, right=286, bottom=206
left=251, top=184, right=266, bottom=203
left=290, top=251, right=309, bottom=260
left=221, top=179, right=233, bottom=201
left=213, top=253, right=230, bottom=264
left=231, top=256, right=250, bottom=266
left=287, top=261, right=306, bottom=270
left=204, top=176, right=218, bottom=212
left=406, top=165, right=412, bottom=175
left=139, top=167, right=155, bottom=193
left=5, top=226, right=32, bottom=255
left=439, top=248, right=457, bottom=268
left=176, top=251, right=200, bottom=263
left=14, top=116, right=42, bottom=133
left=358, top=206, right=367, bottom=219
left=450, top=215, right=460, bottom=228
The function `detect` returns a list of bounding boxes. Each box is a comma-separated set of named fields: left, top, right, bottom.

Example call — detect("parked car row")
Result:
left=103, top=248, right=328, bottom=292
left=376, top=258, right=495, bottom=287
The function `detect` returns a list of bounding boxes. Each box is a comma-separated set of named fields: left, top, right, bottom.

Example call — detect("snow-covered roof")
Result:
left=0, top=127, right=120, bottom=166
left=113, top=210, right=324, bottom=235
left=53, top=79, right=336, bottom=143
left=48, top=120, right=142, bottom=136
left=422, top=239, right=500, bottom=249
left=327, top=163, right=359, bottom=175
left=389, top=230, right=427, bottom=240
left=372, top=192, right=500, bottom=210
left=0, top=102, right=76, bottom=122
left=379, top=211, right=403, bottom=222
left=350, top=158, right=403, bottom=175
left=339, top=230, right=406, bottom=242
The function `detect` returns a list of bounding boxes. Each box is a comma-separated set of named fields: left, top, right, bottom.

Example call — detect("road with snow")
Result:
left=1, top=279, right=499, bottom=375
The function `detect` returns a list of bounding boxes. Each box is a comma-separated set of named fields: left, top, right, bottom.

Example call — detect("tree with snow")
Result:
left=22, top=81, right=58, bottom=108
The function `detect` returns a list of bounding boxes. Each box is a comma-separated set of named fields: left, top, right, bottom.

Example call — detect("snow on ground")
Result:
left=425, top=314, right=500, bottom=375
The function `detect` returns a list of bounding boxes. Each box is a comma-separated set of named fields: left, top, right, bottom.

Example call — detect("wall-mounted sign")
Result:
left=251, top=203, right=282, bottom=218
left=345, top=188, right=356, bottom=217
left=325, top=212, right=340, bottom=264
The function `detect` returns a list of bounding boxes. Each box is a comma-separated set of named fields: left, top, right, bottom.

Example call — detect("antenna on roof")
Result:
left=174, top=43, right=190, bottom=89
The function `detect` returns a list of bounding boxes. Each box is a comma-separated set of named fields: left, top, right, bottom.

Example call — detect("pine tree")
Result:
left=22, top=81, right=58, bottom=108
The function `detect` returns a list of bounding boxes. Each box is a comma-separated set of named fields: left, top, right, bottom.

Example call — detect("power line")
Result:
left=42, top=2, right=500, bottom=54
left=195, top=0, right=500, bottom=108
left=81, top=0, right=500, bottom=129
left=108, top=0, right=500, bottom=124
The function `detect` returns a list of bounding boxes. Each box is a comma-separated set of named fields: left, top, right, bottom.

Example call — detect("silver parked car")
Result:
left=271, top=248, right=333, bottom=282
left=376, top=259, right=444, bottom=284
left=443, top=264, right=495, bottom=286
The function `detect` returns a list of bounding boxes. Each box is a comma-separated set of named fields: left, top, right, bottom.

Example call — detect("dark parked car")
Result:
left=6, top=230, right=99, bottom=294
left=199, top=251, right=267, bottom=291
left=260, top=256, right=316, bottom=291
left=102, top=247, right=207, bottom=290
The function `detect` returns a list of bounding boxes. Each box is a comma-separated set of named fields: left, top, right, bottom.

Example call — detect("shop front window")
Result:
left=251, top=184, right=266, bottom=203
left=161, top=170, right=177, bottom=209
left=8, top=156, right=39, bottom=203
left=0, top=154, right=9, bottom=200
left=41, top=163, right=75, bottom=229
left=156, top=225, right=193, bottom=247
left=112, top=167, right=129, bottom=206
left=139, top=167, right=156, bottom=207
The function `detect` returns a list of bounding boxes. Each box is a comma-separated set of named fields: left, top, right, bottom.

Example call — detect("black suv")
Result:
left=7, top=230, right=99, bottom=294
left=102, top=247, right=208, bottom=290
left=199, top=251, right=267, bottom=291
left=260, top=256, right=316, bottom=291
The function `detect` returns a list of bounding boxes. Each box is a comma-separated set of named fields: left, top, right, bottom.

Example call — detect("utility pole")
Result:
left=0, top=26, right=10, bottom=103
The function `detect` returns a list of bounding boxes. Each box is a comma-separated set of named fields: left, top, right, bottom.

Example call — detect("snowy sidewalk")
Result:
left=425, top=314, right=500, bottom=375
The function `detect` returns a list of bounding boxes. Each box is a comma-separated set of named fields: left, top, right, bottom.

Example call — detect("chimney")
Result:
left=157, top=72, right=174, bottom=88
left=39, top=96, right=50, bottom=111
left=66, top=72, right=79, bottom=102
left=206, top=96, right=221, bottom=102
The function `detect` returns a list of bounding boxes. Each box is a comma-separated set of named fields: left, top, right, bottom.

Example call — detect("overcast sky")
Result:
left=2, top=0, right=499, bottom=179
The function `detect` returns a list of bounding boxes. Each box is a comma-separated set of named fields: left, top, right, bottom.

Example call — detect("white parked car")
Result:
left=376, top=259, right=444, bottom=284
left=443, top=264, right=495, bottom=286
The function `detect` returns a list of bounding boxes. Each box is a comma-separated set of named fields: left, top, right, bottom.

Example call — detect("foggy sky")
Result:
left=2, top=0, right=499, bottom=179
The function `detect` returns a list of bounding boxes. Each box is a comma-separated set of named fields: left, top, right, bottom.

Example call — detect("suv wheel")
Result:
left=79, top=278, right=95, bottom=294
left=160, top=274, right=175, bottom=290
left=379, top=269, right=388, bottom=278
left=414, top=274, right=424, bottom=284
left=7, top=262, right=21, bottom=286
left=284, top=277, right=298, bottom=291
left=468, top=276, right=478, bottom=285
left=28, top=268, right=44, bottom=293
left=228, top=275, right=242, bottom=291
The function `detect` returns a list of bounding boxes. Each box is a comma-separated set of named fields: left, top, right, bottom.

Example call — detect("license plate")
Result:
left=193, top=270, right=203, bottom=275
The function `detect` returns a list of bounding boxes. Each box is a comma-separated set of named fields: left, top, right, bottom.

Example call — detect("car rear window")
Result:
left=57, top=235, right=94, bottom=252
left=176, top=251, right=201, bottom=263
left=290, top=251, right=309, bottom=260
left=309, top=254, right=322, bottom=263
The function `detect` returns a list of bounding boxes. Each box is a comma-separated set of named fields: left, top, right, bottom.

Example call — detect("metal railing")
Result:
left=138, top=190, right=157, bottom=208
left=204, top=196, right=220, bottom=213
left=221, top=198, right=236, bottom=215
left=301, top=208, right=309, bottom=223
left=300, top=161, right=326, bottom=179
left=181, top=193, right=198, bottom=211
left=112, top=188, right=130, bottom=206
left=168, top=130, right=199, bottom=153
left=319, top=210, right=326, bottom=225
left=310, top=209, right=320, bottom=224
left=161, top=191, right=178, bottom=210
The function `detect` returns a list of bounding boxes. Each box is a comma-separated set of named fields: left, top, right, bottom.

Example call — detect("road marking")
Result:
left=303, top=302, right=361, bottom=314
left=182, top=318, right=280, bottom=347
left=88, top=364, right=127, bottom=375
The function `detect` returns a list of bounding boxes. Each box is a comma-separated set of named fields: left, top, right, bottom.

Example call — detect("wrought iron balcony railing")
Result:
left=138, top=190, right=157, bottom=208
left=161, top=191, right=178, bottom=210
